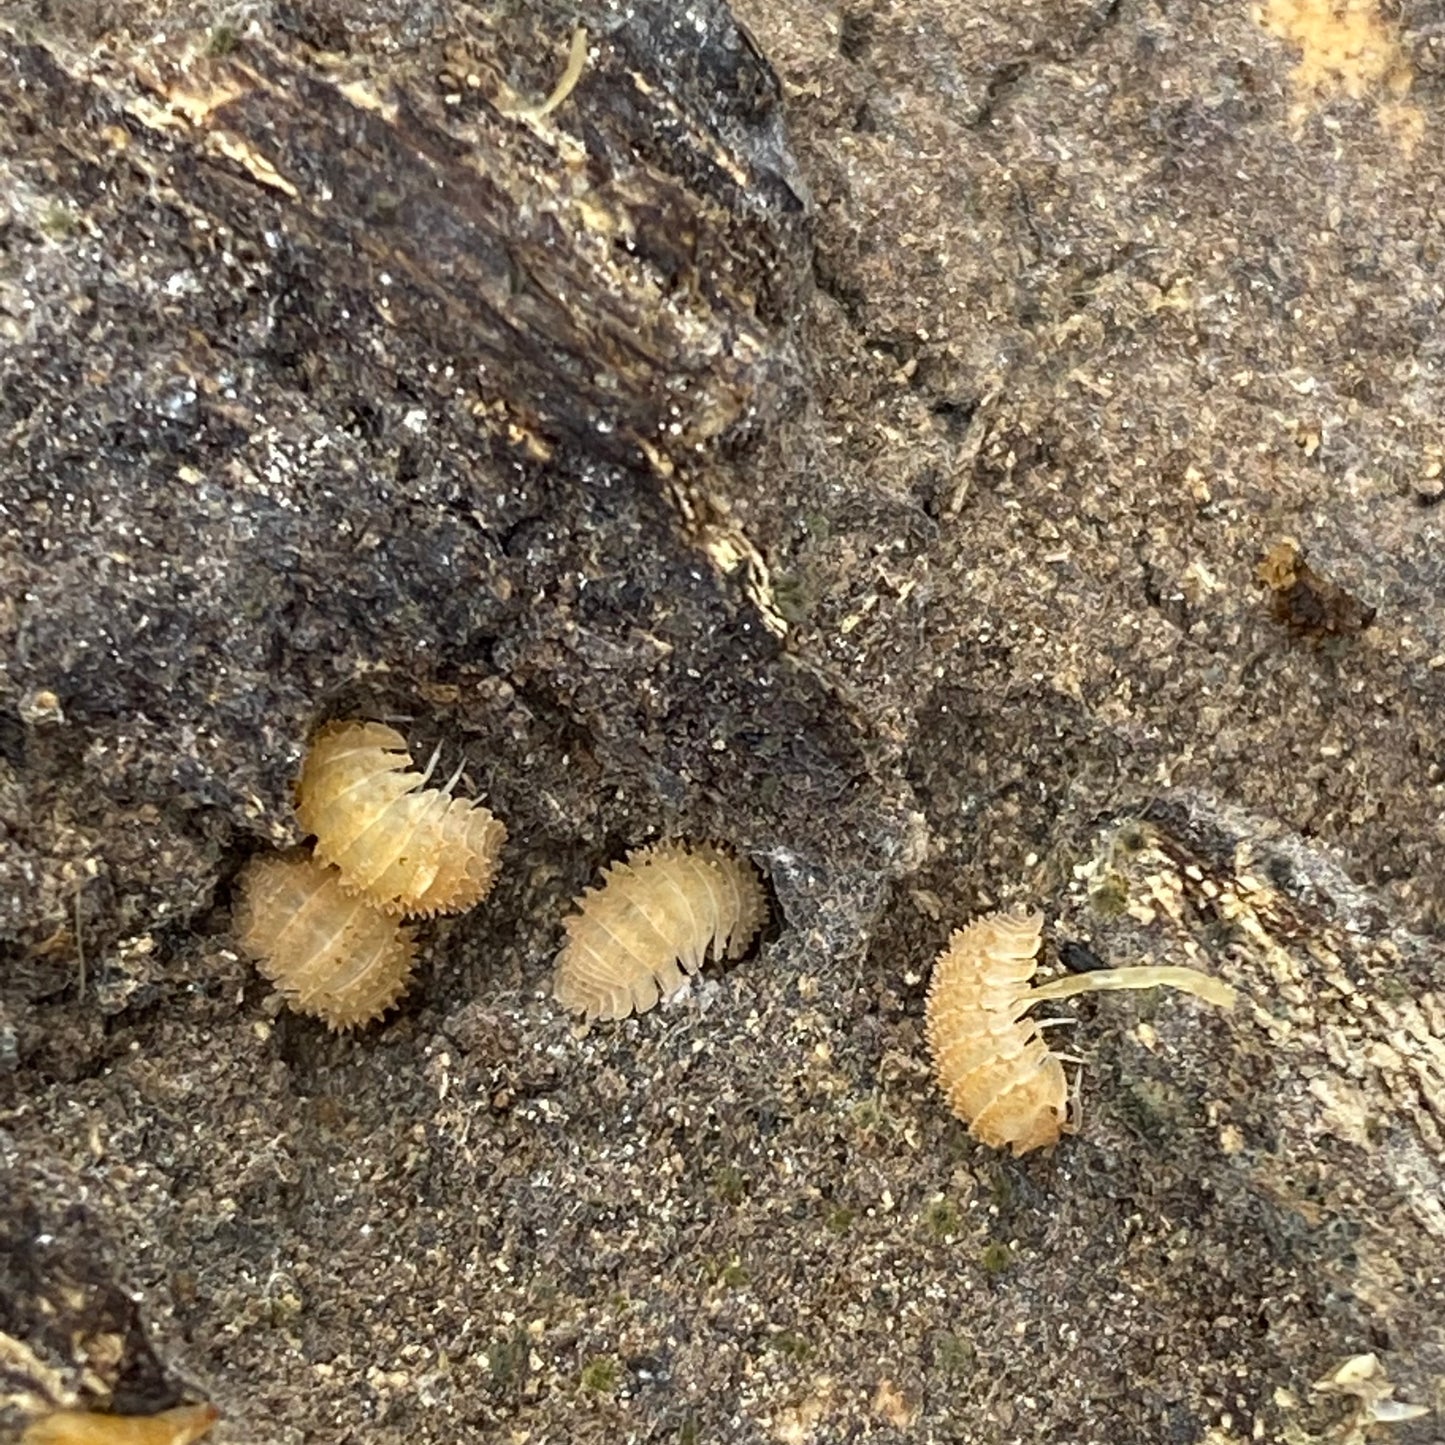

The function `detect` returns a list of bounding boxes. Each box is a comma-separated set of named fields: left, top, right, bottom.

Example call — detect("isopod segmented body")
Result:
left=925, top=910, right=1067, bottom=1155
left=295, top=721, right=507, bottom=916
left=925, top=908, right=1237, bottom=1155
left=21, top=1403, right=220, bottom=1445
left=553, top=842, right=768, bottom=1021
left=233, top=851, right=416, bottom=1030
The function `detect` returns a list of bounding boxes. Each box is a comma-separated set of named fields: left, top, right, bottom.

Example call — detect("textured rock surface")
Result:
left=2, top=0, right=1443, bottom=1441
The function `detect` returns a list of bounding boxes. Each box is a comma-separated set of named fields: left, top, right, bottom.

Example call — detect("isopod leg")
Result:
left=1064, top=1061, right=1083, bottom=1139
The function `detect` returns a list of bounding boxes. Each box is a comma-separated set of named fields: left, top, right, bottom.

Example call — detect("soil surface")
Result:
left=2, top=1, right=1443, bottom=1442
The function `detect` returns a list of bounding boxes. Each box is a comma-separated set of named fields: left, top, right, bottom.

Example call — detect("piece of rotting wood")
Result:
left=59, top=1, right=812, bottom=469
left=296, top=721, right=507, bottom=917
left=925, top=908, right=1237, bottom=1155
left=1256, top=539, right=1376, bottom=639
left=232, top=850, right=416, bottom=1030
left=553, top=842, right=768, bottom=1021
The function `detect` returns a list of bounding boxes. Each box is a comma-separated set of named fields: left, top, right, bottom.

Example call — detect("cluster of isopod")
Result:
left=233, top=719, right=768, bottom=1032
left=234, top=721, right=507, bottom=1029
left=234, top=721, right=1238, bottom=1159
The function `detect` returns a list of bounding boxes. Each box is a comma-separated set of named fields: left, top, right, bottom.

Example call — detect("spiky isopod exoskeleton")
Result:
left=553, top=842, right=768, bottom=1021
left=21, top=1403, right=219, bottom=1445
left=925, top=908, right=1237, bottom=1155
left=295, top=720, right=507, bottom=916
left=233, top=851, right=416, bottom=1030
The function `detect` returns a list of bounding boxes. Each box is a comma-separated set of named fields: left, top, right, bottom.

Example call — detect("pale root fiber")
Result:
left=553, top=842, right=768, bottom=1021
left=295, top=720, right=507, bottom=916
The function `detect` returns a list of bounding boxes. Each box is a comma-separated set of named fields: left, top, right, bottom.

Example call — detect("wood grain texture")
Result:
left=232, top=851, right=415, bottom=1030
left=295, top=721, right=506, bottom=917
left=924, top=909, right=1069, bottom=1156
left=37, top=1, right=810, bottom=471
left=553, top=842, right=767, bottom=1021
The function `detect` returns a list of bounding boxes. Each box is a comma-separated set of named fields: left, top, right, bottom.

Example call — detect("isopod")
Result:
left=295, top=720, right=507, bottom=917
left=925, top=908, right=1237, bottom=1155
left=21, top=1403, right=219, bottom=1445
left=232, top=850, right=416, bottom=1030
left=553, top=842, right=768, bottom=1021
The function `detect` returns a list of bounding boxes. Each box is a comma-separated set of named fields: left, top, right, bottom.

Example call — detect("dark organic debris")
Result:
left=1256, top=540, right=1377, bottom=639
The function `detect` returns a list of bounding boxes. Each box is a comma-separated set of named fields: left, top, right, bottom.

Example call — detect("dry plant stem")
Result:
left=1029, top=965, right=1238, bottom=1010
left=501, top=26, right=589, bottom=120
left=74, top=884, right=85, bottom=1002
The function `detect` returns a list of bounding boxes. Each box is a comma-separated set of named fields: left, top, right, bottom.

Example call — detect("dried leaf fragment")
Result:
left=233, top=850, right=416, bottom=1030
left=1257, top=540, right=1376, bottom=639
left=925, top=909, right=1237, bottom=1155
left=296, top=720, right=507, bottom=916
left=21, top=1403, right=219, bottom=1445
left=553, top=842, right=767, bottom=1021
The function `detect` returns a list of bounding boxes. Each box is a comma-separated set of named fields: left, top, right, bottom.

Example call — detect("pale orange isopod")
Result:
left=553, top=842, right=768, bottom=1021
left=925, top=908, right=1236, bottom=1155
left=232, top=851, right=416, bottom=1030
left=21, top=1402, right=219, bottom=1445
left=295, top=720, right=507, bottom=916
